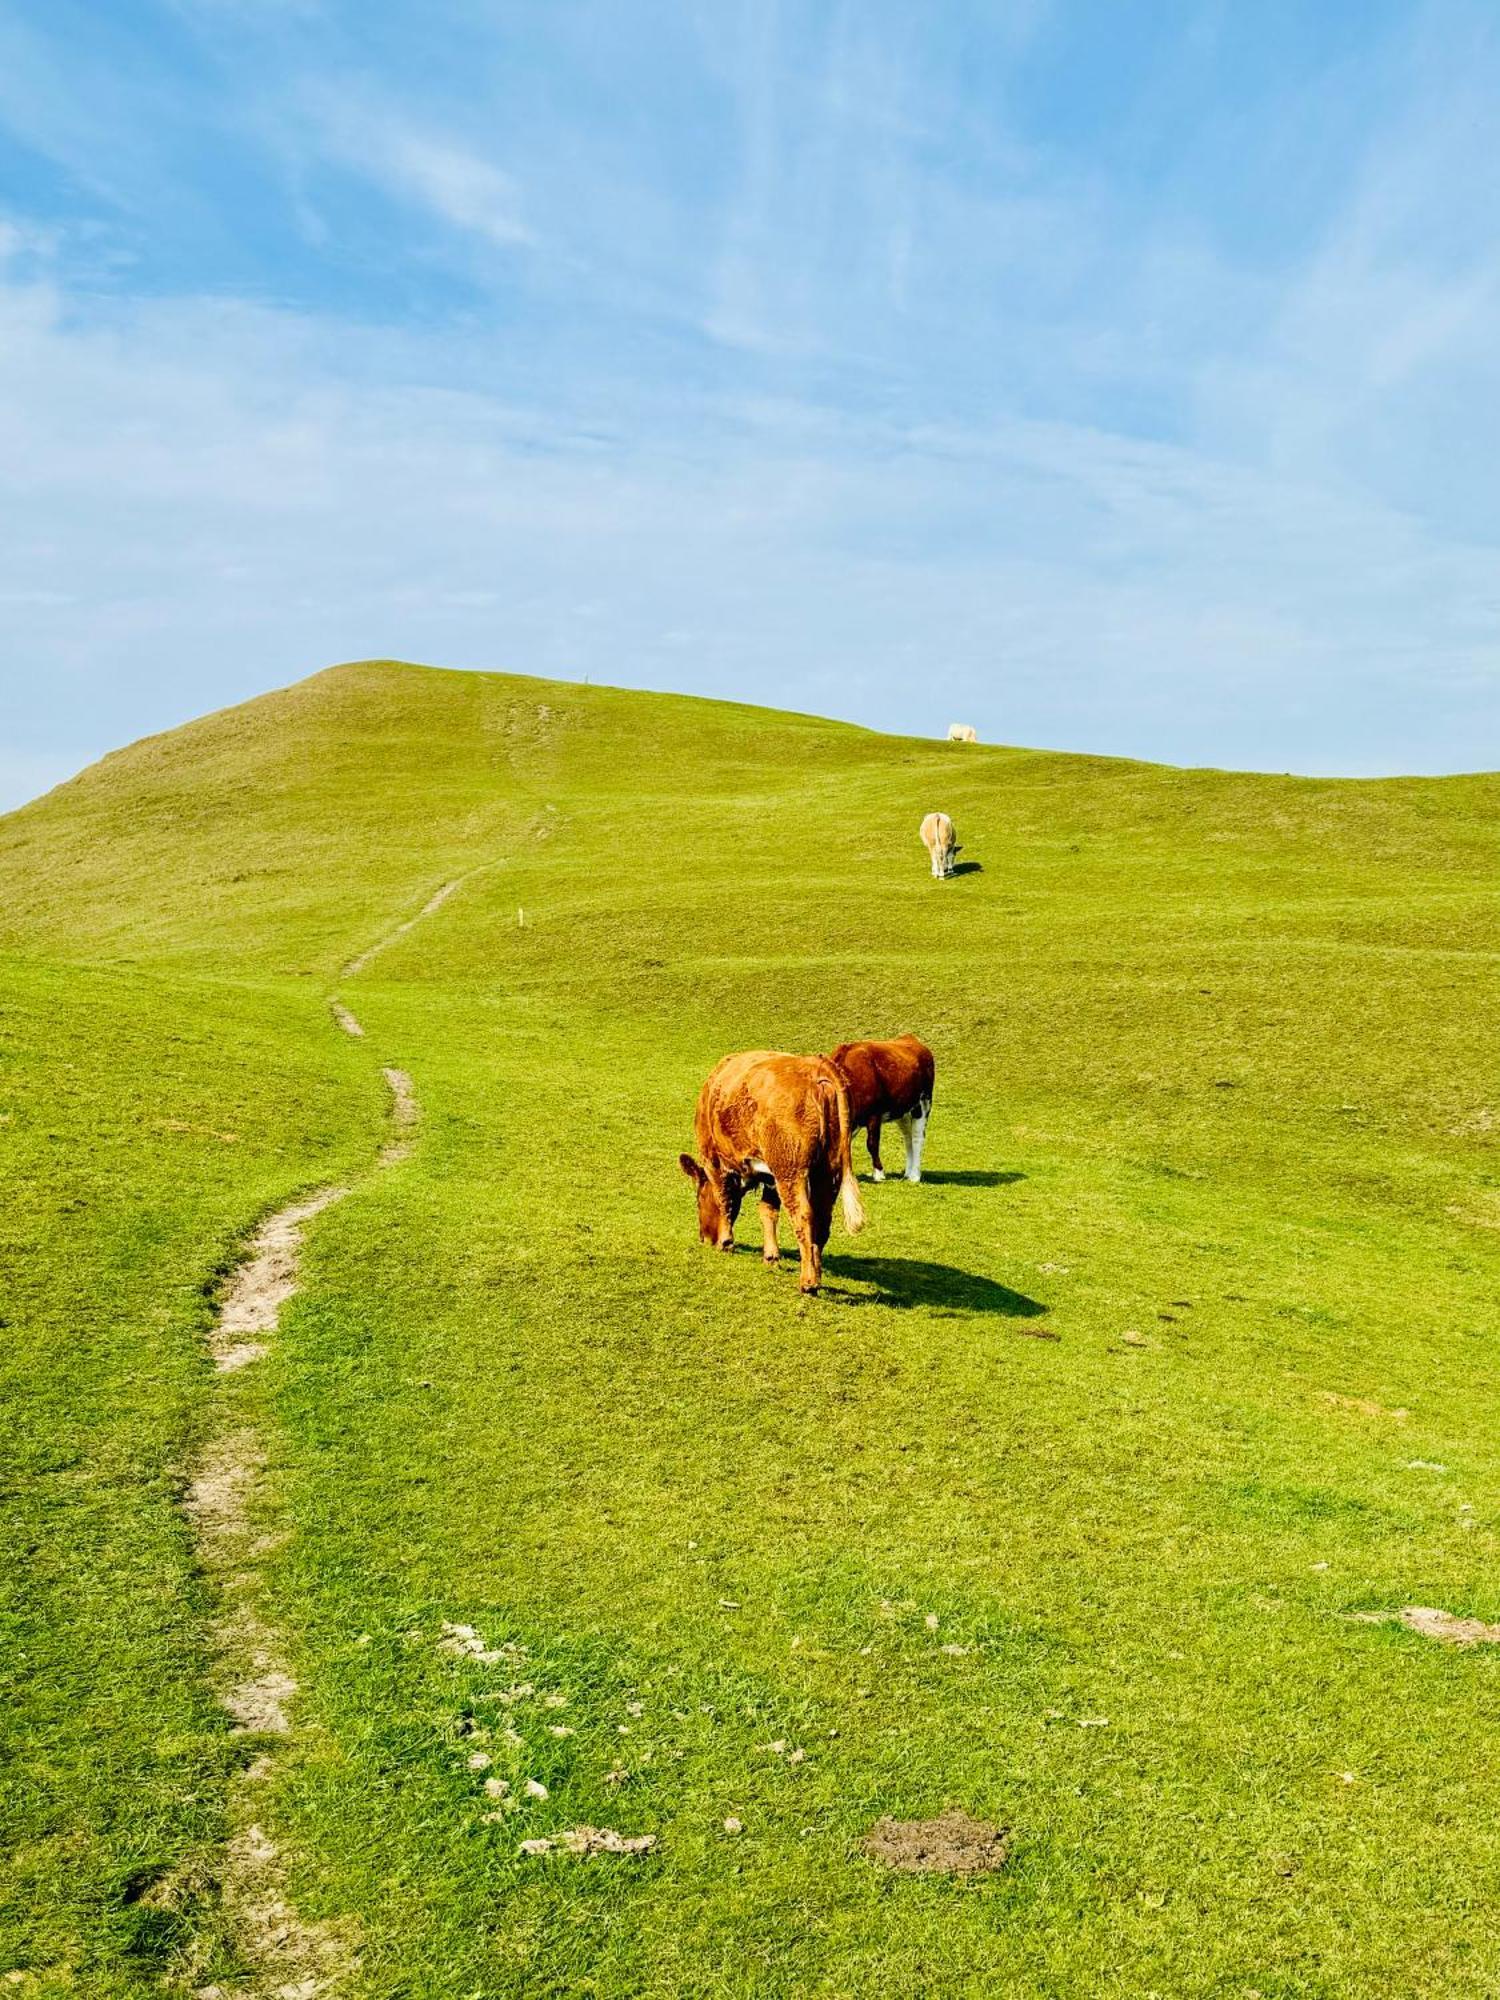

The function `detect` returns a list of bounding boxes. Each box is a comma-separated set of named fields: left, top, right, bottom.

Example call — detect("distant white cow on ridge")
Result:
left=947, top=723, right=978, bottom=743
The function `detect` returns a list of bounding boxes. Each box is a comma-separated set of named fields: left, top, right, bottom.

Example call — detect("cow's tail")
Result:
left=824, top=1073, right=867, bottom=1236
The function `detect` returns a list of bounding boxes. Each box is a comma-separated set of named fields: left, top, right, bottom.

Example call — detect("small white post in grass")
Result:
left=518, top=907, right=526, bottom=928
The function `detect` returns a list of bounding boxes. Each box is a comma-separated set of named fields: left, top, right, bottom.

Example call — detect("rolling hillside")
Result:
left=4, top=660, right=1500, bottom=1996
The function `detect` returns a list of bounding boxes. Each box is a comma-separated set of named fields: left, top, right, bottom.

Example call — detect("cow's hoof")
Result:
left=763, top=1253, right=780, bottom=1267
left=799, top=1285, right=820, bottom=1296
left=905, top=1171, right=921, bottom=1184
left=718, top=1240, right=735, bottom=1253
left=872, top=1169, right=885, bottom=1182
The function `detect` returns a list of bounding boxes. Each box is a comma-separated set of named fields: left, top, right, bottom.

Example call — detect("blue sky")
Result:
left=2, top=0, right=1499, bottom=805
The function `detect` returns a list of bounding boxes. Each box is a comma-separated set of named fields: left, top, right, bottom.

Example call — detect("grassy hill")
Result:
left=4, top=659, right=1500, bottom=1996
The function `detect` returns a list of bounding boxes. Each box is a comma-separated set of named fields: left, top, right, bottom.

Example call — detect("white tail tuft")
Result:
left=840, top=1169, right=866, bottom=1235
left=821, top=1067, right=866, bottom=1236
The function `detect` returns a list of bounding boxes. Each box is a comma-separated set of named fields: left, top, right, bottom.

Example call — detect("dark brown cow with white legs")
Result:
left=827, top=1034, right=936, bottom=1183
left=679, top=1050, right=866, bottom=1293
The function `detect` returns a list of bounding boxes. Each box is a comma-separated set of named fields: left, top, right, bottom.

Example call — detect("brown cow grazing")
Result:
left=827, top=1034, right=936, bottom=1183
left=679, top=1050, right=866, bottom=1293
left=920, top=810, right=959, bottom=878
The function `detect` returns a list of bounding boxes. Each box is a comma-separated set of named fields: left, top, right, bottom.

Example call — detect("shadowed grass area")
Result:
left=819, top=1251, right=1048, bottom=1314
left=2, top=660, right=1499, bottom=1993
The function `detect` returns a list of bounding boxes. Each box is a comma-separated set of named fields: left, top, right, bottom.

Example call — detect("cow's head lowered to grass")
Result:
left=679, top=1153, right=739, bottom=1249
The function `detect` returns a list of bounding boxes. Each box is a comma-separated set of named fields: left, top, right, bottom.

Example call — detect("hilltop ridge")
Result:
left=4, top=658, right=1498, bottom=975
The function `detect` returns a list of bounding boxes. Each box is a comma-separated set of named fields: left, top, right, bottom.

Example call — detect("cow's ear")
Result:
left=679, top=1153, right=705, bottom=1184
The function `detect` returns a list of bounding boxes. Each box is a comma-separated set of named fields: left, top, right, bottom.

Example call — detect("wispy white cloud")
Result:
left=382, top=132, right=532, bottom=248
left=1195, top=2, right=1500, bottom=527
left=1, top=239, right=1496, bottom=795
left=306, top=95, right=535, bottom=250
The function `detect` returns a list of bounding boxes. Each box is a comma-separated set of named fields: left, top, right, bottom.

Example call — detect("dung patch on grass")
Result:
left=437, top=1619, right=528, bottom=1668
left=862, top=1810, right=1010, bottom=1875
left=519, top=1826, right=657, bottom=1858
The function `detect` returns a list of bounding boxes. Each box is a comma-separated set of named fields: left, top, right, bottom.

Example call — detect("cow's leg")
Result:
left=903, top=1095, right=932, bottom=1182
left=867, top=1116, right=886, bottom=1181
left=784, top=1180, right=822, bottom=1293
left=895, top=1110, right=914, bottom=1174
left=806, top=1174, right=836, bottom=1291
left=757, top=1180, right=782, bottom=1265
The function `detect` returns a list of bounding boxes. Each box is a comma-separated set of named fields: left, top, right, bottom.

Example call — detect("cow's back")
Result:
left=829, top=1035, right=934, bottom=1122
left=826, top=1040, right=886, bottom=1123
left=697, top=1050, right=837, bottom=1166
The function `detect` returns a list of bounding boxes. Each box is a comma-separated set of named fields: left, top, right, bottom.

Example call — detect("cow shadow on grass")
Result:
left=948, top=859, right=984, bottom=878
left=914, top=1168, right=1023, bottom=1189
left=821, top=1254, right=1046, bottom=1318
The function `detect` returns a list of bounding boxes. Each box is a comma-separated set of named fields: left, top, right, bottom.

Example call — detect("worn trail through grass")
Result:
left=183, top=900, right=446, bottom=1996
left=341, top=872, right=490, bottom=979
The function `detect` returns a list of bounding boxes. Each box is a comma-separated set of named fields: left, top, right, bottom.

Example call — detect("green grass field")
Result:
left=3, top=659, right=1499, bottom=1995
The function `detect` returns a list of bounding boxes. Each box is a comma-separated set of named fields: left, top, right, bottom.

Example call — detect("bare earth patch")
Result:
left=329, top=1001, right=364, bottom=1038
left=343, top=876, right=468, bottom=977
left=379, top=1067, right=418, bottom=1165
left=184, top=1427, right=263, bottom=1552
left=185, top=1428, right=350, bottom=1984
left=1353, top=1606, right=1500, bottom=1645
left=192, top=1824, right=354, bottom=2000
left=1318, top=1390, right=1409, bottom=1420
left=1450, top=1107, right=1496, bottom=1138
left=862, top=1809, right=1010, bottom=1875
left=184, top=1431, right=301, bottom=1737
left=211, top=1188, right=349, bottom=1373
left=1447, top=1193, right=1500, bottom=1230
left=1401, top=1606, right=1500, bottom=1644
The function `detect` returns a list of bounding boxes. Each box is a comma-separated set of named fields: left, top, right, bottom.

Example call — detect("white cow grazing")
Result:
left=920, top=811, right=959, bottom=879
left=947, top=723, right=978, bottom=743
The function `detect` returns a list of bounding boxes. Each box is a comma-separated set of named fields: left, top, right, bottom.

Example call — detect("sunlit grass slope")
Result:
left=3, top=660, right=1499, bottom=1995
